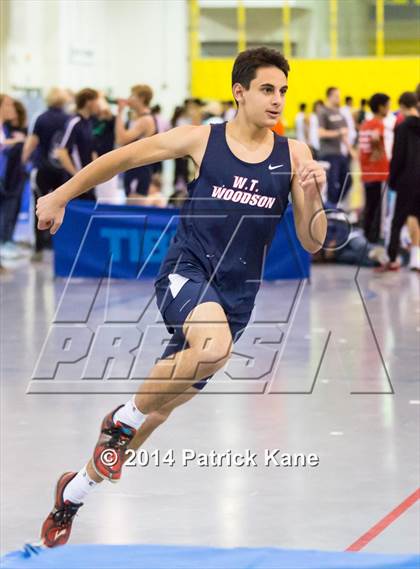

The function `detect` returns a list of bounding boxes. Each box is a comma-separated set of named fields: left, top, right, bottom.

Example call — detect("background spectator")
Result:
left=56, top=88, right=100, bottom=201
left=202, top=101, right=224, bottom=125
left=150, top=104, right=171, bottom=185
left=0, top=94, right=28, bottom=260
left=312, top=212, right=388, bottom=267
left=91, top=97, right=120, bottom=203
left=354, top=98, right=372, bottom=130
left=184, top=98, right=203, bottom=126
left=171, top=105, right=190, bottom=192
left=318, top=87, right=351, bottom=205
left=91, top=97, right=115, bottom=157
left=222, top=100, right=236, bottom=121
left=340, top=95, right=357, bottom=148
left=22, top=87, right=70, bottom=261
left=116, top=84, right=157, bottom=198
left=308, top=99, right=323, bottom=158
left=386, top=91, right=420, bottom=271
left=295, top=103, right=308, bottom=143
left=358, top=93, right=390, bottom=244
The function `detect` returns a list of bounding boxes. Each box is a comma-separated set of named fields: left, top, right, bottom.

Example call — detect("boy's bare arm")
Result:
left=36, top=125, right=209, bottom=233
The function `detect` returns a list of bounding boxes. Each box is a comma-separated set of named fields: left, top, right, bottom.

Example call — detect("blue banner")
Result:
left=54, top=201, right=310, bottom=280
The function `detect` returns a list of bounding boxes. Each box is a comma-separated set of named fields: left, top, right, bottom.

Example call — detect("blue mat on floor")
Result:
left=1, top=544, right=419, bottom=569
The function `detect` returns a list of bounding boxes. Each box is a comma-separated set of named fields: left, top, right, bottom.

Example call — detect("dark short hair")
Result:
left=398, top=91, right=417, bottom=109
left=299, top=103, right=306, bottom=112
left=345, top=96, right=353, bottom=105
left=184, top=97, right=204, bottom=107
left=326, top=87, right=338, bottom=98
left=13, top=99, right=27, bottom=129
left=369, top=93, right=390, bottom=113
left=360, top=98, right=367, bottom=106
left=75, top=88, right=99, bottom=110
left=232, top=47, right=290, bottom=92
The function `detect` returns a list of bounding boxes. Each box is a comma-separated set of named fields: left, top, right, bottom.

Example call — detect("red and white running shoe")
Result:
left=92, top=405, right=136, bottom=482
left=40, top=472, right=83, bottom=548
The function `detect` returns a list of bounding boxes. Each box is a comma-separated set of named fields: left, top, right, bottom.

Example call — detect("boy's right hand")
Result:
left=36, top=192, right=66, bottom=235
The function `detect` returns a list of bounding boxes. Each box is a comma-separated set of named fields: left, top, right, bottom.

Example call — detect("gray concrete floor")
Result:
left=1, top=257, right=419, bottom=556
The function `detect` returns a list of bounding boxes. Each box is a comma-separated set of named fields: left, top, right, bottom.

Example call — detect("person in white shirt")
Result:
left=222, top=100, right=237, bottom=122
left=308, top=99, right=324, bottom=158
left=295, top=103, right=308, bottom=143
left=340, top=96, right=357, bottom=149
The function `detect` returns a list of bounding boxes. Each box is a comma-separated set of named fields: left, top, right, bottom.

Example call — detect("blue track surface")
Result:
left=1, top=544, right=419, bottom=569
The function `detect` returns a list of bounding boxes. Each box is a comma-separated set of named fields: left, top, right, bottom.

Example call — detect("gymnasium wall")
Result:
left=192, top=56, right=420, bottom=126
left=2, top=0, right=419, bottom=122
left=0, top=0, right=189, bottom=114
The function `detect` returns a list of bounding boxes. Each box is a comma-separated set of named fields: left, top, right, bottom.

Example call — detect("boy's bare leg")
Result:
left=133, top=301, right=233, bottom=414
left=88, top=301, right=232, bottom=482
left=40, top=392, right=199, bottom=547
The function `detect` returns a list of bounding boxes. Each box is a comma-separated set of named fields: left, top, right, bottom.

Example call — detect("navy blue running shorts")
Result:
left=155, top=274, right=252, bottom=390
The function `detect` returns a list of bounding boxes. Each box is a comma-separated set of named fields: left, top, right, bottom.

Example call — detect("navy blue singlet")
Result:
left=155, top=122, right=292, bottom=314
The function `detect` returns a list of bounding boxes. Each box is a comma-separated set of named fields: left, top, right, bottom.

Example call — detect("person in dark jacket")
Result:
left=0, top=98, right=27, bottom=259
left=4, top=100, right=28, bottom=241
left=386, top=91, right=420, bottom=271
left=22, top=88, right=70, bottom=260
left=55, top=88, right=99, bottom=203
left=91, top=100, right=115, bottom=157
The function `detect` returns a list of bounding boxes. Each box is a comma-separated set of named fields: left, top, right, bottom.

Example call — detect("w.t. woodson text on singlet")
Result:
left=156, top=122, right=293, bottom=313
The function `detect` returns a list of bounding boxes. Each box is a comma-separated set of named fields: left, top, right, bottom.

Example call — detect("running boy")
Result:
left=35, top=47, right=327, bottom=547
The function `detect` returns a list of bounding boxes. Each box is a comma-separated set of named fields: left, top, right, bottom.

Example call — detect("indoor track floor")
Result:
left=1, top=259, right=419, bottom=556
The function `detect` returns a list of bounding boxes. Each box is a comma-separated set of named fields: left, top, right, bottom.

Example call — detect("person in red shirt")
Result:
left=358, top=93, right=390, bottom=243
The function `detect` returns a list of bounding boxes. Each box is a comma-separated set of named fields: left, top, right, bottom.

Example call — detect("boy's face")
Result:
left=233, top=66, right=288, bottom=128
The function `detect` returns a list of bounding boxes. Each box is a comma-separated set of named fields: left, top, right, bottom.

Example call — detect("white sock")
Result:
left=63, top=466, right=98, bottom=504
left=113, top=396, right=146, bottom=430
